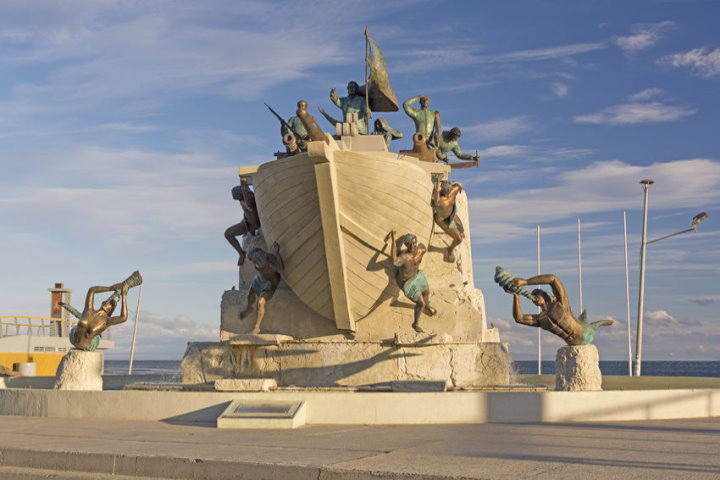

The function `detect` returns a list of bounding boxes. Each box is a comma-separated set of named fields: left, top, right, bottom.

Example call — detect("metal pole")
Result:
left=577, top=217, right=583, bottom=313
left=364, top=26, right=370, bottom=132
left=634, top=179, right=654, bottom=376
left=536, top=224, right=541, bottom=375
left=623, top=211, right=632, bottom=376
left=128, top=284, right=143, bottom=375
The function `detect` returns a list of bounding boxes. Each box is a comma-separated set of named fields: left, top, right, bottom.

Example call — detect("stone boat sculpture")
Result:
left=183, top=29, right=510, bottom=388
left=252, top=134, right=447, bottom=332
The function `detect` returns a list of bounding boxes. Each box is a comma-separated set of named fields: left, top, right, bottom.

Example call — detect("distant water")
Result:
left=104, top=360, right=181, bottom=376
left=514, top=360, right=720, bottom=377
left=104, top=360, right=720, bottom=378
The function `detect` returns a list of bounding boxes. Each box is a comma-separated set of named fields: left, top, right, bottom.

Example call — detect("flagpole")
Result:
left=364, top=26, right=370, bottom=131
left=127, top=283, right=143, bottom=374
left=623, top=211, right=632, bottom=376
left=536, top=224, right=541, bottom=375
left=577, top=217, right=583, bottom=313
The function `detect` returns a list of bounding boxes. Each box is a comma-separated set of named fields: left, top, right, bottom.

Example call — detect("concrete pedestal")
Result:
left=54, top=349, right=104, bottom=391
left=182, top=337, right=511, bottom=388
left=555, top=344, right=602, bottom=391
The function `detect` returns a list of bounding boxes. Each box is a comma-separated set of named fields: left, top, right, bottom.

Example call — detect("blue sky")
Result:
left=1, top=0, right=718, bottom=362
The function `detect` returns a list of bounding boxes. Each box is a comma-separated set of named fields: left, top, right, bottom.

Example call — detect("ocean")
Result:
left=514, top=360, right=720, bottom=377
left=105, top=360, right=720, bottom=377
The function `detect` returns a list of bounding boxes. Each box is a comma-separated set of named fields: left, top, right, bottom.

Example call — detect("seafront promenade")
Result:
left=0, top=415, right=718, bottom=479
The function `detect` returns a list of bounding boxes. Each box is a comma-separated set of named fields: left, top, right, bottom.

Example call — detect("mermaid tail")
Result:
left=58, top=302, right=82, bottom=320
left=578, top=310, right=614, bottom=344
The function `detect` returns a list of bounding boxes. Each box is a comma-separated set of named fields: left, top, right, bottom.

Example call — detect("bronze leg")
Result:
left=240, top=290, right=256, bottom=320
left=225, top=222, right=249, bottom=265
left=251, top=296, right=268, bottom=334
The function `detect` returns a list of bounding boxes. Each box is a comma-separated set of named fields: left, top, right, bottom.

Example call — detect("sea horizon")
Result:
left=104, top=359, right=720, bottom=378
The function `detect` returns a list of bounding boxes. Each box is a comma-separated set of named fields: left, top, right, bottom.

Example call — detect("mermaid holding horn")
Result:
left=60, top=271, right=143, bottom=351
left=494, top=266, right=613, bottom=345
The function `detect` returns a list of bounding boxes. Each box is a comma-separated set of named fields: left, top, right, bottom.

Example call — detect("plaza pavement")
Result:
left=0, top=415, right=718, bottom=479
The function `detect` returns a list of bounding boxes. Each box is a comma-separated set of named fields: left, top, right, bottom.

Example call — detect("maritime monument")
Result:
left=182, top=30, right=511, bottom=389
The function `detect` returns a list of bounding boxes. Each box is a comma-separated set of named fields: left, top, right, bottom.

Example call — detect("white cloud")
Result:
left=495, top=42, right=607, bottom=62
left=574, top=102, right=696, bottom=125
left=645, top=309, right=678, bottom=326
left=0, top=1, right=383, bottom=118
left=394, top=41, right=606, bottom=74
left=478, top=145, right=532, bottom=158
left=660, top=47, right=720, bottom=77
left=0, top=144, right=239, bottom=246
left=614, top=21, right=675, bottom=53
left=462, top=116, right=534, bottom=141
left=469, top=158, right=720, bottom=241
left=105, top=310, right=219, bottom=359
left=687, top=295, right=720, bottom=306
left=628, top=88, right=664, bottom=101
left=551, top=82, right=569, bottom=97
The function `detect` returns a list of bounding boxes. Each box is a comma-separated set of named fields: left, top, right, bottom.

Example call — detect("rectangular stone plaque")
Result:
left=217, top=400, right=306, bottom=429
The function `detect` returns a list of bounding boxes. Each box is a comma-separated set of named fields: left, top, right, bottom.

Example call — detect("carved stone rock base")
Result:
left=555, top=344, right=602, bottom=391
left=182, top=339, right=511, bottom=388
left=54, top=349, right=104, bottom=391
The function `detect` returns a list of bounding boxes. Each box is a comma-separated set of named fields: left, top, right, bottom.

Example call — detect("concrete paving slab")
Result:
left=0, top=415, right=718, bottom=479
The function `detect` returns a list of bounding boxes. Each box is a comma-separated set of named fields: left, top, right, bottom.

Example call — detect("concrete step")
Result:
left=0, top=465, right=166, bottom=479
left=0, top=447, right=319, bottom=480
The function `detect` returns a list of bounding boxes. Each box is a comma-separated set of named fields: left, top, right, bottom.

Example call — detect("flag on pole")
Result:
left=364, top=29, right=399, bottom=112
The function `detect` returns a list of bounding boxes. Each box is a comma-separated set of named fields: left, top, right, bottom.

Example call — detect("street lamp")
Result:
left=633, top=179, right=709, bottom=376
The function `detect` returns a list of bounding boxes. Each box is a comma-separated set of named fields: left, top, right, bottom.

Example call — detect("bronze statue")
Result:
left=403, top=95, right=441, bottom=147
left=240, top=242, right=284, bottom=334
left=373, top=118, right=404, bottom=149
left=330, top=81, right=368, bottom=134
left=281, top=100, right=310, bottom=139
left=390, top=231, right=436, bottom=332
left=494, top=267, right=613, bottom=345
left=224, top=177, right=261, bottom=266
left=296, top=101, right=327, bottom=142
left=60, top=271, right=143, bottom=351
left=265, top=102, right=307, bottom=152
left=433, top=179, right=465, bottom=262
left=436, top=128, right=479, bottom=168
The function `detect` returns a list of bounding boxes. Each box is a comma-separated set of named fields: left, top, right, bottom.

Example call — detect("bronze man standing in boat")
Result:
left=224, top=177, right=261, bottom=266
left=403, top=95, right=441, bottom=147
left=241, top=242, right=284, bottom=334
left=390, top=231, right=436, bottom=332
left=329, top=81, right=368, bottom=134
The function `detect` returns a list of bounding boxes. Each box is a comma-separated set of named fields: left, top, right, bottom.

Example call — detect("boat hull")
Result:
left=253, top=147, right=437, bottom=331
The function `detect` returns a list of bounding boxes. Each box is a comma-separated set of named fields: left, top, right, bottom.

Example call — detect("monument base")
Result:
left=54, top=349, right=104, bottom=391
left=182, top=336, right=511, bottom=388
left=555, top=344, right=602, bottom=391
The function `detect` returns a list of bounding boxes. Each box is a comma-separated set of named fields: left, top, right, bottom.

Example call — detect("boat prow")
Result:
left=253, top=135, right=449, bottom=332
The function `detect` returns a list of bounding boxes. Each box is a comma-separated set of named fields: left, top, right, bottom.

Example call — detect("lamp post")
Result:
left=633, top=178, right=708, bottom=376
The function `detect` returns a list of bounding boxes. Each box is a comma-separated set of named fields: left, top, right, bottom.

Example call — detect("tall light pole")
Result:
left=634, top=179, right=653, bottom=377
left=633, top=178, right=708, bottom=376
left=536, top=224, right=541, bottom=375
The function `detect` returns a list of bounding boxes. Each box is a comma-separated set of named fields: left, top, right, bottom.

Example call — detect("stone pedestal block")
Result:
left=54, top=350, right=104, bottom=391
left=182, top=339, right=511, bottom=388
left=555, top=345, right=602, bottom=391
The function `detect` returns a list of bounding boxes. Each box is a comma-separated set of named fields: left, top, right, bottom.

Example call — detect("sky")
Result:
left=1, top=0, right=718, bottom=362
